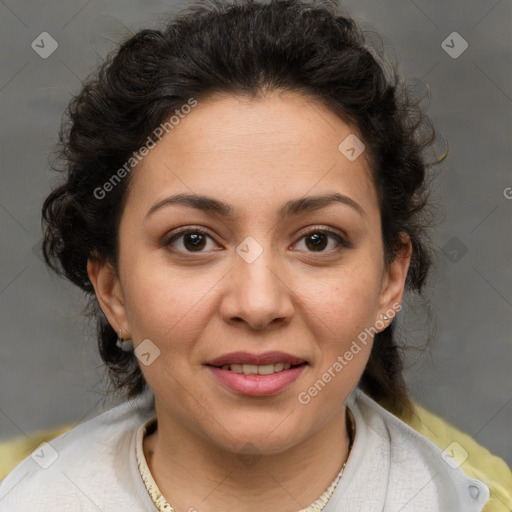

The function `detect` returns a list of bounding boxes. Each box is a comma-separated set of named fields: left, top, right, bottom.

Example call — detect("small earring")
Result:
left=383, top=315, right=389, bottom=321
left=116, top=329, right=134, bottom=352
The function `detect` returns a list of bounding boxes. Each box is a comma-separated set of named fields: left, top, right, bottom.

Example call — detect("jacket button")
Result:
left=468, top=484, right=480, bottom=499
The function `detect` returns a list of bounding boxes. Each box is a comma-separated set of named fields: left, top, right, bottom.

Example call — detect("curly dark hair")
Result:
left=42, top=0, right=442, bottom=413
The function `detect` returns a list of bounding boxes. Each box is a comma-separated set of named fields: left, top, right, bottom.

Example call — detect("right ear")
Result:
left=87, top=257, right=130, bottom=339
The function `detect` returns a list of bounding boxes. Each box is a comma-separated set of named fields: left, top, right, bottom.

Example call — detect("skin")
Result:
left=88, top=91, right=412, bottom=512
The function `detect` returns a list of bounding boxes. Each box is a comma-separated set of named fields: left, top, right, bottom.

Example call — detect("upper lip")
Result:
left=205, top=351, right=307, bottom=367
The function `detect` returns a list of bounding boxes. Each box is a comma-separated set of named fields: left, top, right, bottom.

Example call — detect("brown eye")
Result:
left=294, top=229, right=348, bottom=253
left=182, top=232, right=207, bottom=251
left=165, top=229, right=217, bottom=253
left=304, top=232, right=329, bottom=251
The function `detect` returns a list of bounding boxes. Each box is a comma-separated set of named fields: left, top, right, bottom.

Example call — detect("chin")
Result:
left=206, top=418, right=307, bottom=457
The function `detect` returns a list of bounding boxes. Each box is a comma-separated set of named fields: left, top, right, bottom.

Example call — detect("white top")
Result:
left=0, top=388, right=489, bottom=511
left=134, top=416, right=350, bottom=511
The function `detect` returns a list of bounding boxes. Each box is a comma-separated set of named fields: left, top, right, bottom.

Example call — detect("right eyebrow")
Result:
left=146, top=193, right=233, bottom=218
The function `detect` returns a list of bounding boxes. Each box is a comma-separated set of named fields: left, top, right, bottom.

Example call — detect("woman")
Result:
left=0, top=0, right=509, bottom=510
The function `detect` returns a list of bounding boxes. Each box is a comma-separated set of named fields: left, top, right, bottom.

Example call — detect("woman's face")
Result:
left=90, top=91, right=411, bottom=455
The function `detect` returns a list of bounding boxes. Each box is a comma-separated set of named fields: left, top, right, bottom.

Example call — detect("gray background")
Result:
left=1, top=0, right=511, bottom=469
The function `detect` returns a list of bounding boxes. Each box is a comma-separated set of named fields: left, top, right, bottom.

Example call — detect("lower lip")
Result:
left=206, top=364, right=307, bottom=397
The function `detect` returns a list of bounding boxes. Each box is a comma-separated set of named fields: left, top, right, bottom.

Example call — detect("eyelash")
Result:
left=163, top=226, right=349, bottom=255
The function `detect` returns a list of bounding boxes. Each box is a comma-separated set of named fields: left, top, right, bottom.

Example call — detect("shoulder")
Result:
left=347, top=389, right=491, bottom=511
left=401, top=401, right=512, bottom=512
left=0, top=392, right=156, bottom=511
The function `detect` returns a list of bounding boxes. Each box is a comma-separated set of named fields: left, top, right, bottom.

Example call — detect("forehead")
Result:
left=127, top=91, right=378, bottom=217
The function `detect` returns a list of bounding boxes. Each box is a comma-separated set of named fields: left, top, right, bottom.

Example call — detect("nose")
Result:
left=220, top=243, right=295, bottom=330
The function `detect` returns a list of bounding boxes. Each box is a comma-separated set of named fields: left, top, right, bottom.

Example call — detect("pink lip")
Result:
left=205, top=351, right=306, bottom=367
left=206, top=364, right=307, bottom=397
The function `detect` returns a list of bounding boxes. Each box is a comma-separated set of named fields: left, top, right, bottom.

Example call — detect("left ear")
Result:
left=378, top=232, right=412, bottom=319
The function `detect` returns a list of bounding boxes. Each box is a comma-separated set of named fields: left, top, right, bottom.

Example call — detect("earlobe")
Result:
left=87, top=257, right=129, bottom=337
left=379, top=232, right=413, bottom=318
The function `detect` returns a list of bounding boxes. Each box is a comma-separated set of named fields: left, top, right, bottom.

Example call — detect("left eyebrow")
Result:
left=146, top=192, right=366, bottom=219
left=278, top=192, right=366, bottom=218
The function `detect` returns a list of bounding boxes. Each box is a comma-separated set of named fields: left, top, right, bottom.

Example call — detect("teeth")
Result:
left=257, top=364, right=274, bottom=375
left=244, top=364, right=258, bottom=375
left=221, top=362, right=295, bottom=375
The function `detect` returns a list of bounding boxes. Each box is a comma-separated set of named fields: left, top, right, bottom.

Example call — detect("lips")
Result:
left=218, top=362, right=294, bottom=375
left=205, top=351, right=307, bottom=367
left=204, top=351, right=309, bottom=396
left=206, top=363, right=307, bottom=397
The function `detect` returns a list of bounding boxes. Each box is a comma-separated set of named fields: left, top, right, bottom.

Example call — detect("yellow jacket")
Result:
left=400, top=403, right=512, bottom=511
left=1, top=402, right=510, bottom=510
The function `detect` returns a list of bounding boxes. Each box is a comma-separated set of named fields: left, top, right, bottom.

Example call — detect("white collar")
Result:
left=323, top=389, right=489, bottom=511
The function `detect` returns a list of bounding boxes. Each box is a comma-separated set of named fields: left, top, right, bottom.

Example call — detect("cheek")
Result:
left=119, top=254, right=219, bottom=352
left=299, top=264, right=383, bottom=338
left=292, top=261, right=383, bottom=388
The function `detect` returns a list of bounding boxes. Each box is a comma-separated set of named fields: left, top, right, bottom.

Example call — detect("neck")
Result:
left=143, top=399, right=352, bottom=512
